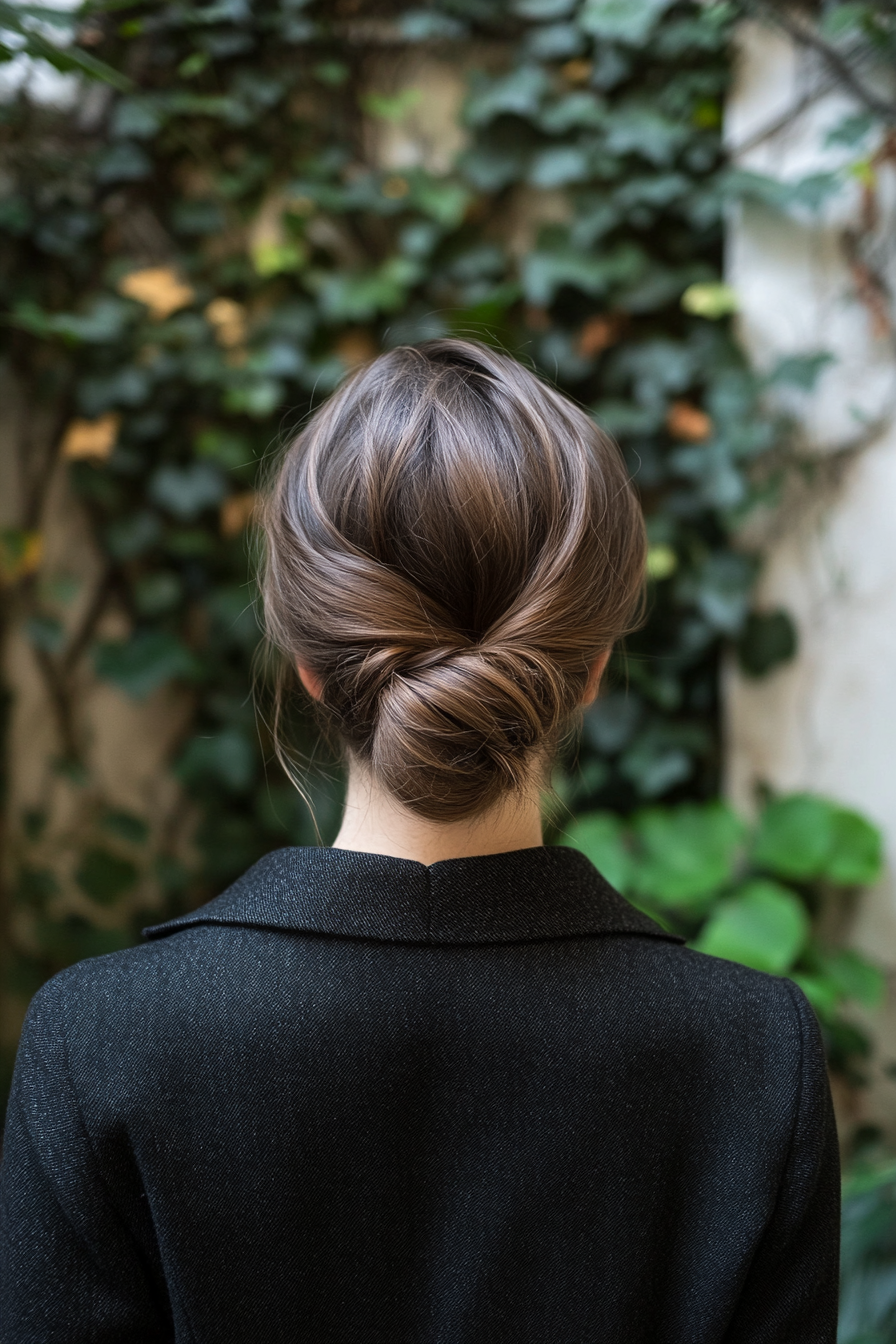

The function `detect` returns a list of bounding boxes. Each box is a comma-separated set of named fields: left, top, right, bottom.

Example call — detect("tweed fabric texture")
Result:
left=1, top=844, right=839, bottom=1342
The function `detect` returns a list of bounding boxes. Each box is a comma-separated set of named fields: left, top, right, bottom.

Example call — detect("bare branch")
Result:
left=767, top=8, right=896, bottom=125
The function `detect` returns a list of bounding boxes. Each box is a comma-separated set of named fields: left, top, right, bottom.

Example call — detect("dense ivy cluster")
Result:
left=0, top=0, right=891, bottom=1102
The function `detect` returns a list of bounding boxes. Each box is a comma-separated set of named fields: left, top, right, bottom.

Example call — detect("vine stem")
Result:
left=763, top=6, right=896, bottom=126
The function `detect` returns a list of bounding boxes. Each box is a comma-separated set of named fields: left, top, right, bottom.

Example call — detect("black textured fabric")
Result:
left=0, top=844, right=840, bottom=1342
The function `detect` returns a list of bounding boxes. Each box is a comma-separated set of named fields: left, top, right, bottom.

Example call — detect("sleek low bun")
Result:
left=369, top=643, right=567, bottom=821
left=261, top=338, right=646, bottom=822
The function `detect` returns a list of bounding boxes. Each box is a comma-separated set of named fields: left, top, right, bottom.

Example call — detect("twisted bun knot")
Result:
left=363, top=641, right=574, bottom=816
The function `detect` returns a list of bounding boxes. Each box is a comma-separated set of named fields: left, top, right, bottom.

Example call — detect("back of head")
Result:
left=261, top=338, right=646, bottom=822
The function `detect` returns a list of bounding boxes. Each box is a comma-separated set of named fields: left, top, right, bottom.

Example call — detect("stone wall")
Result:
left=724, top=21, right=896, bottom=1139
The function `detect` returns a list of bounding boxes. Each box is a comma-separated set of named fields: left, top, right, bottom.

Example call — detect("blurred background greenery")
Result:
left=2, top=1, right=895, bottom=1334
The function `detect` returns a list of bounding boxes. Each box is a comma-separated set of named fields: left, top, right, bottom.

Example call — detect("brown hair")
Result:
left=260, top=338, right=646, bottom=822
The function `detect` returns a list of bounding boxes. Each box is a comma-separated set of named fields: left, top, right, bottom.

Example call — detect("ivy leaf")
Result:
left=94, top=630, right=200, bottom=700
left=525, top=22, right=587, bottom=60
left=788, top=971, right=841, bottom=1019
left=824, top=110, right=875, bottom=149
left=538, top=92, right=605, bottom=134
left=12, top=297, right=131, bottom=345
left=399, top=11, right=467, bottom=40
left=765, top=351, right=835, bottom=391
left=149, top=463, right=227, bottom=520
left=74, top=848, right=139, bottom=905
left=521, top=240, right=645, bottom=306
left=512, top=0, right=576, bottom=17
left=817, top=947, right=885, bottom=1011
left=819, top=4, right=876, bottom=39
left=79, top=366, right=151, bottom=416
left=133, top=572, right=182, bottom=617
left=528, top=145, right=591, bottom=187
left=752, top=795, right=834, bottom=879
left=752, top=794, right=883, bottom=886
left=681, top=281, right=739, bottom=318
left=631, top=802, right=745, bottom=905
left=604, top=105, right=689, bottom=165
left=737, top=610, right=797, bottom=677
left=101, top=810, right=150, bottom=845
left=94, top=141, right=153, bottom=184
left=111, top=97, right=163, bottom=140
left=446, top=282, right=521, bottom=344
left=105, top=511, right=162, bottom=561
left=724, top=168, right=842, bottom=216
left=680, top=551, right=757, bottom=636
left=619, top=727, right=700, bottom=798
left=307, top=257, right=423, bottom=322
left=459, top=134, right=532, bottom=191
left=559, top=812, right=632, bottom=892
left=826, top=808, right=884, bottom=886
left=464, top=65, right=550, bottom=126
left=360, top=89, right=422, bottom=121
left=580, top=0, right=675, bottom=46
left=177, top=729, right=256, bottom=793
left=223, top=378, right=284, bottom=418
left=412, top=176, right=470, bottom=228
left=692, top=880, right=809, bottom=975
left=583, top=692, right=642, bottom=754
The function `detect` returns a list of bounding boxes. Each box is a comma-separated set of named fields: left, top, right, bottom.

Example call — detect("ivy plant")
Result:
left=561, top=792, right=886, bottom=1076
left=839, top=1158, right=896, bottom=1344
left=0, top=0, right=888, bottom=1103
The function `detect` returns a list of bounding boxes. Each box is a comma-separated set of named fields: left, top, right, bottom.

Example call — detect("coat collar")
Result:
left=142, top=845, right=683, bottom=948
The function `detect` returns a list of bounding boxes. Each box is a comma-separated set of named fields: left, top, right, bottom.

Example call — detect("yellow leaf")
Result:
left=0, top=529, right=42, bottom=584
left=220, top=491, right=257, bottom=538
left=117, top=266, right=195, bottom=320
left=250, top=240, right=307, bottom=277
left=561, top=58, right=592, bottom=86
left=381, top=175, right=409, bottom=199
left=646, top=545, right=677, bottom=581
left=205, top=297, right=248, bottom=347
left=61, top=413, right=121, bottom=461
left=681, top=282, right=739, bottom=320
left=578, top=313, right=623, bottom=357
left=848, top=158, right=876, bottom=188
left=666, top=400, right=713, bottom=442
left=335, top=329, right=378, bottom=369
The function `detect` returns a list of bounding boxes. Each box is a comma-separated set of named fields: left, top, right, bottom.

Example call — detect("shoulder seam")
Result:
left=55, top=977, right=137, bottom=1241
left=777, top=977, right=809, bottom=1208
left=51, top=972, right=201, bottom=1340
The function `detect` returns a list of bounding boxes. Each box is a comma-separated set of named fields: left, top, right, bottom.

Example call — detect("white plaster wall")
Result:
left=724, top=22, right=896, bottom=1134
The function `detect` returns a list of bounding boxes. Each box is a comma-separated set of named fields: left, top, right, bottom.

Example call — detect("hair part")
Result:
left=260, top=338, right=646, bottom=823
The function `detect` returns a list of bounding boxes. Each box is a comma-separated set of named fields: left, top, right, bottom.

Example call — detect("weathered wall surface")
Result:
left=724, top=22, right=896, bottom=1137
left=0, top=381, right=195, bottom=1051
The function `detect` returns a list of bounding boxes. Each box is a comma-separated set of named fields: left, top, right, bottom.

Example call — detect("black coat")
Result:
left=0, top=844, right=840, bottom=1342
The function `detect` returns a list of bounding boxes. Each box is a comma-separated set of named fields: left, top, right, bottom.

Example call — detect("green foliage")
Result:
left=0, top=0, right=882, bottom=1093
left=695, top=879, right=809, bottom=975
left=839, top=1161, right=896, bottom=1344
left=75, top=847, right=139, bottom=905
left=93, top=630, right=200, bottom=699
left=1, top=12, right=894, bottom=1322
left=753, top=795, right=883, bottom=886
left=0, top=1, right=131, bottom=90
left=736, top=609, right=797, bottom=677
left=561, top=792, right=886, bottom=1074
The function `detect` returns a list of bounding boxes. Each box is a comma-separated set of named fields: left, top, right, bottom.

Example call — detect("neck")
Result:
left=331, top=763, right=545, bottom=865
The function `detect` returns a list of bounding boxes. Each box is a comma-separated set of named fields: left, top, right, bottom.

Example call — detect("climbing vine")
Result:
left=0, top=0, right=892, bottom=1101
